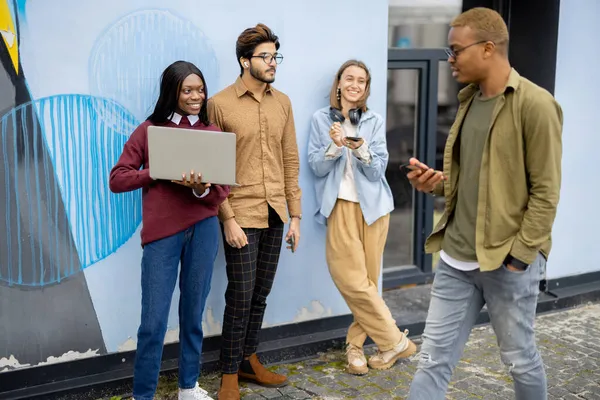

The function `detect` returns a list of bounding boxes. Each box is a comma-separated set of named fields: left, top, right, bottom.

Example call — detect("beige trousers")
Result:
left=326, top=199, right=402, bottom=351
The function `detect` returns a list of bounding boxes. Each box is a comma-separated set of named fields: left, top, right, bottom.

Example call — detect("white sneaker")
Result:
left=178, top=382, right=214, bottom=400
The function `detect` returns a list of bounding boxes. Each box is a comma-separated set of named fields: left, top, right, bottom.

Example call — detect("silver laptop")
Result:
left=147, top=125, right=238, bottom=186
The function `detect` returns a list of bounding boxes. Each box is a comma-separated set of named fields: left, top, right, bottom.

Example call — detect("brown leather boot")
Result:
left=238, top=353, right=288, bottom=387
left=217, top=373, right=240, bottom=400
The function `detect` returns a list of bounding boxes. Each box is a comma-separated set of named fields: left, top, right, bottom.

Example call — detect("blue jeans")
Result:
left=133, top=217, right=219, bottom=400
left=408, top=254, right=547, bottom=400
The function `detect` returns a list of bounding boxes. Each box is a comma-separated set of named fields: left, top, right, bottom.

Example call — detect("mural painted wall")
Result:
left=549, top=0, right=600, bottom=280
left=0, top=0, right=389, bottom=370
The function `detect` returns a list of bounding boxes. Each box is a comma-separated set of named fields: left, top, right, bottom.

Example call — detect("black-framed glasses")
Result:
left=250, top=53, right=284, bottom=65
left=444, top=40, right=489, bottom=59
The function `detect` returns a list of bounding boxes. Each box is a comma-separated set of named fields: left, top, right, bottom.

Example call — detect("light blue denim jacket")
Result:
left=307, top=106, right=394, bottom=226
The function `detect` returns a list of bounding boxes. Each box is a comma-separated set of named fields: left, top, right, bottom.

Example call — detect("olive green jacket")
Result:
left=426, top=69, right=563, bottom=271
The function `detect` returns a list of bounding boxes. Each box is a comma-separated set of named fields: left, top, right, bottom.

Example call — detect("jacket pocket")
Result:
left=484, top=206, right=521, bottom=247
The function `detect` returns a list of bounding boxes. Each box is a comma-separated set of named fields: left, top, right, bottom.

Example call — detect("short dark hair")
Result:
left=235, top=23, right=280, bottom=76
left=451, top=7, right=509, bottom=55
left=147, top=60, right=210, bottom=126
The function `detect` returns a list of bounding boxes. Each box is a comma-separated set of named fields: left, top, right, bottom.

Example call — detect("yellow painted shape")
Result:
left=0, top=0, right=18, bottom=73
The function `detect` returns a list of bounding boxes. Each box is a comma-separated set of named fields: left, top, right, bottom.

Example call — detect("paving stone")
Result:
left=354, top=384, right=384, bottom=396
left=582, top=392, right=600, bottom=400
left=293, top=382, right=335, bottom=397
left=562, top=394, right=585, bottom=400
left=150, top=302, right=600, bottom=399
left=370, top=375, right=401, bottom=390
left=239, top=395, right=265, bottom=400
left=259, top=388, right=287, bottom=399
left=286, top=391, right=313, bottom=400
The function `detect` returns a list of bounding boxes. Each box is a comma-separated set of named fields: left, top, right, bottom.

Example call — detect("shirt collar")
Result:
left=234, top=76, right=272, bottom=98
left=458, top=67, right=521, bottom=103
left=169, top=112, right=199, bottom=126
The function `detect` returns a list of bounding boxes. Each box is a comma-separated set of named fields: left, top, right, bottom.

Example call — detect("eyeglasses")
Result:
left=444, top=40, right=489, bottom=59
left=250, top=53, right=284, bottom=65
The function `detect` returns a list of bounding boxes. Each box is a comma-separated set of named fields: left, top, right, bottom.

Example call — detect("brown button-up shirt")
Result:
left=207, top=77, right=302, bottom=228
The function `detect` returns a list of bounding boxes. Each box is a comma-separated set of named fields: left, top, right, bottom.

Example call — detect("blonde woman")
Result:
left=307, top=60, right=416, bottom=375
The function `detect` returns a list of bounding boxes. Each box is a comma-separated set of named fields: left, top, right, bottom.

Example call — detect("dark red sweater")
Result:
left=109, top=118, right=230, bottom=245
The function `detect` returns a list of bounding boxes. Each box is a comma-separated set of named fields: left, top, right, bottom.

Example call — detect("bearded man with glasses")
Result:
left=208, top=23, right=302, bottom=400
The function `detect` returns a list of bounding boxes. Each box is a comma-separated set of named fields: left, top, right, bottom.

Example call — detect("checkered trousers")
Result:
left=219, top=210, right=284, bottom=374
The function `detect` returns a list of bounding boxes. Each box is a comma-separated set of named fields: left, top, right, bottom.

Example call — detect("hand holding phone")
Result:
left=286, top=234, right=295, bottom=253
left=343, top=136, right=364, bottom=149
left=399, top=163, right=426, bottom=174
left=402, top=157, right=446, bottom=193
left=400, top=158, right=437, bottom=174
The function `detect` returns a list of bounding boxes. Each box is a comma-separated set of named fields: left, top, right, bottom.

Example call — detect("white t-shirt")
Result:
left=324, top=120, right=371, bottom=203
left=440, top=250, right=480, bottom=271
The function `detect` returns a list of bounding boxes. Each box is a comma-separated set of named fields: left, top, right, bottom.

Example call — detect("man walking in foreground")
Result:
left=406, top=7, right=562, bottom=400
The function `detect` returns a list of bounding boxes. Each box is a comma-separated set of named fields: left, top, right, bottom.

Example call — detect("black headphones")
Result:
left=329, top=107, right=363, bottom=126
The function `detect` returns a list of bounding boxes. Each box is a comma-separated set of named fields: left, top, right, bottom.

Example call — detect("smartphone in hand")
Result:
left=400, top=160, right=447, bottom=181
left=345, top=136, right=362, bottom=142
left=286, top=234, right=295, bottom=253
left=399, top=162, right=429, bottom=174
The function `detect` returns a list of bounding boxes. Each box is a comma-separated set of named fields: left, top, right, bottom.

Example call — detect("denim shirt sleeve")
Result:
left=324, top=142, right=343, bottom=159
left=308, top=112, right=342, bottom=177
left=352, top=141, right=371, bottom=164
left=355, top=115, right=388, bottom=181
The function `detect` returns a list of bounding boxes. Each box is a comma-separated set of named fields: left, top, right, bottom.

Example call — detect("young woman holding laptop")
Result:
left=109, top=60, right=229, bottom=400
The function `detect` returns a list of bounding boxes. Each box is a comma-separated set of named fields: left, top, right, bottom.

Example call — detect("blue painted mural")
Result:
left=88, top=9, right=220, bottom=129
left=1, top=7, right=221, bottom=288
left=0, top=95, right=139, bottom=286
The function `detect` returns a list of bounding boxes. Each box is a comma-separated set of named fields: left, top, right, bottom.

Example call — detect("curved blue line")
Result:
left=11, top=111, right=22, bottom=284
left=0, top=95, right=142, bottom=287
left=1, top=118, right=11, bottom=284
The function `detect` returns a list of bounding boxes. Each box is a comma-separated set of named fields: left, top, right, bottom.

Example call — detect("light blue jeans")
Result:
left=408, top=254, right=547, bottom=400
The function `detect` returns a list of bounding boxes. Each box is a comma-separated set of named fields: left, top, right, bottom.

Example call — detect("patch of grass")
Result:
left=467, top=393, right=484, bottom=399
left=306, top=376, right=321, bottom=385
left=155, top=374, right=179, bottom=398
left=312, top=360, right=345, bottom=373
left=576, top=368, right=594, bottom=376
left=286, top=365, right=301, bottom=376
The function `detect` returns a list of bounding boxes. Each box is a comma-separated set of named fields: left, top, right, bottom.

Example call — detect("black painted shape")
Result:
left=0, top=2, right=106, bottom=369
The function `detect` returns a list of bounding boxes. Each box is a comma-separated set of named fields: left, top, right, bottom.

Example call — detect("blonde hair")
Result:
left=451, top=7, right=509, bottom=53
left=329, top=60, right=371, bottom=111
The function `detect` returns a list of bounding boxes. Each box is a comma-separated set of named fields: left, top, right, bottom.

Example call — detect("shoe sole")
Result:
left=346, top=364, right=369, bottom=375
left=238, top=373, right=288, bottom=388
left=368, top=340, right=417, bottom=370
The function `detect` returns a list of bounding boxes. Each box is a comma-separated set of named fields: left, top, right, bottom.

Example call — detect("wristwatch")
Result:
left=290, top=214, right=302, bottom=220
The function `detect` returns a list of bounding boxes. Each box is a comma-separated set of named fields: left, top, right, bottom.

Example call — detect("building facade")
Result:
left=0, top=0, right=597, bottom=398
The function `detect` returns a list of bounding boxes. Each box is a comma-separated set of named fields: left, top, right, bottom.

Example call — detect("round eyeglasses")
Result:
left=250, top=53, right=284, bottom=65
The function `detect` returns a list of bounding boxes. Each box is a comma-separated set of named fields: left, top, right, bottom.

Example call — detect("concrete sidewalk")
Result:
left=125, top=302, right=600, bottom=400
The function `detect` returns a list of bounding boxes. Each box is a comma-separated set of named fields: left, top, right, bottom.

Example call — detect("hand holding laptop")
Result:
left=171, top=170, right=211, bottom=193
